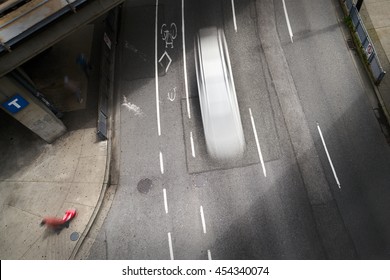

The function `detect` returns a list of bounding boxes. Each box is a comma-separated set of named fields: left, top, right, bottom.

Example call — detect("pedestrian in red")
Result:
left=40, top=209, right=77, bottom=234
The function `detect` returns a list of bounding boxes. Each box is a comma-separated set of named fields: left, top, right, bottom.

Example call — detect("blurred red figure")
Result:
left=40, top=209, right=77, bottom=234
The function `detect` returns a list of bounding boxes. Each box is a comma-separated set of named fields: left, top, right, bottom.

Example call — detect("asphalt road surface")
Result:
left=88, top=0, right=390, bottom=259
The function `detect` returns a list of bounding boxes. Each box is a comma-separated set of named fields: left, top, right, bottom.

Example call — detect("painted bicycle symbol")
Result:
left=161, top=23, right=177, bottom=48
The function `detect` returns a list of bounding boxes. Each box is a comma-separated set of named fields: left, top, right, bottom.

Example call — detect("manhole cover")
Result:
left=137, top=178, right=153, bottom=194
left=70, top=232, right=79, bottom=241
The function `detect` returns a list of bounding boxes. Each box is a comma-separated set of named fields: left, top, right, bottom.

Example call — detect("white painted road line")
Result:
left=207, top=249, right=212, bottom=260
left=182, top=0, right=191, bottom=119
left=155, top=0, right=161, bottom=136
left=282, top=0, right=294, bottom=43
left=190, top=131, right=196, bottom=157
left=159, top=151, right=164, bottom=174
left=163, top=188, right=168, bottom=214
left=168, top=232, right=174, bottom=260
left=231, top=0, right=237, bottom=32
left=249, top=108, right=267, bottom=177
left=200, top=205, right=207, bottom=234
left=317, top=123, right=341, bottom=189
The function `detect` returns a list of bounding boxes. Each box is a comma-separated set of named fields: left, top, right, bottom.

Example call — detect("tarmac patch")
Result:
left=192, top=175, right=207, bottom=188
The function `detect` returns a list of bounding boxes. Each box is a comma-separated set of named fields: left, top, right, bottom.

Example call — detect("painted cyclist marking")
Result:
left=161, top=23, right=177, bottom=48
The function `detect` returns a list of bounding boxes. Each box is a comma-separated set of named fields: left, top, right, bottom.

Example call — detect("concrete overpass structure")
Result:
left=0, top=0, right=124, bottom=142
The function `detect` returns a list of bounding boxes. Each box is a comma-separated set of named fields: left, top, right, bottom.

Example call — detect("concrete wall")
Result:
left=0, top=75, right=66, bottom=143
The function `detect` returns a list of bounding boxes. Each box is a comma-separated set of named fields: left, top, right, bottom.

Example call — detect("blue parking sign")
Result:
left=2, top=94, right=29, bottom=114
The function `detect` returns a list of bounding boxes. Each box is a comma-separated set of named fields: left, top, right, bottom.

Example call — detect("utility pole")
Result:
left=356, top=0, right=363, bottom=11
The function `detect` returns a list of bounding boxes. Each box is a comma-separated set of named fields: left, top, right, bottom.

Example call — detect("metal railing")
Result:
left=343, top=0, right=386, bottom=85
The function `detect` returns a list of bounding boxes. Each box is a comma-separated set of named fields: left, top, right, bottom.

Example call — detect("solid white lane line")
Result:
left=155, top=0, right=161, bottom=136
left=207, top=249, right=212, bottom=260
left=200, top=205, right=207, bottom=234
left=163, top=188, right=168, bottom=214
left=159, top=151, right=164, bottom=174
left=249, top=108, right=267, bottom=177
left=317, top=123, right=341, bottom=189
left=168, top=232, right=174, bottom=260
left=182, top=0, right=191, bottom=119
left=190, top=131, right=196, bottom=157
left=282, top=0, right=294, bottom=43
left=231, top=0, right=238, bottom=32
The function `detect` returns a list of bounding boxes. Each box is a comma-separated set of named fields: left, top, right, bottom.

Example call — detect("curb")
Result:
left=69, top=8, right=120, bottom=259
left=339, top=1, right=390, bottom=129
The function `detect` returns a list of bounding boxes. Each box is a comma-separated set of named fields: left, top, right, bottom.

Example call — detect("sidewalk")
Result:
left=359, top=1, right=390, bottom=123
left=0, top=23, right=108, bottom=260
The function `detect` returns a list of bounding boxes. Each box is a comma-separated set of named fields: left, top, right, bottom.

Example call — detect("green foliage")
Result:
left=344, top=15, right=369, bottom=66
left=344, top=16, right=353, bottom=30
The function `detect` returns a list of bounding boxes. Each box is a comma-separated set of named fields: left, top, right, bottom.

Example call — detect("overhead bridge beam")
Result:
left=0, top=0, right=125, bottom=78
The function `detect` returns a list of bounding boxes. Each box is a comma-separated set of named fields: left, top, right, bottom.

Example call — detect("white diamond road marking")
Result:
left=158, top=51, right=172, bottom=73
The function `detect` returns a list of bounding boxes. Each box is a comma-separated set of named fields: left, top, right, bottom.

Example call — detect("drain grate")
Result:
left=137, top=178, right=153, bottom=194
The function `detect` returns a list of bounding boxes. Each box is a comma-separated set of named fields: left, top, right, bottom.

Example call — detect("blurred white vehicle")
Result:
left=194, top=27, right=245, bottom=160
